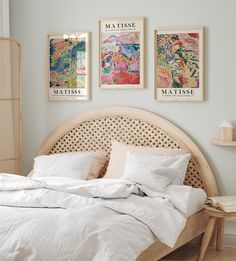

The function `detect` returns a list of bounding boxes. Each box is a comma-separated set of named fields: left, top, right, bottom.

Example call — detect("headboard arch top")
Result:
left=38, top=106, right=219, bottom=196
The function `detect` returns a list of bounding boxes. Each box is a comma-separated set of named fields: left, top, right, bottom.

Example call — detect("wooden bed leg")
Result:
left=198, top=216, right=216, bottom=261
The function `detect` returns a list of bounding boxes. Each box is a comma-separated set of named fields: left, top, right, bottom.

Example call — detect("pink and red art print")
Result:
left=99, top=17, right=144, bottom=89
left=155, top=27, right=204, bottom=101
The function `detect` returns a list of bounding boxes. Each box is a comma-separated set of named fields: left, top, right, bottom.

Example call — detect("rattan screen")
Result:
left=0, top=37, right=21, bottom=175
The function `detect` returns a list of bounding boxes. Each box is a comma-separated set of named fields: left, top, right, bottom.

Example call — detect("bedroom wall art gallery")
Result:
left=6, top=0, right=236, bottom=248
left=47, top=18, right=203, bottom=101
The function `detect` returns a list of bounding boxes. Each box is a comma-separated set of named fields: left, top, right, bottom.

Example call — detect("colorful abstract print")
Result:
left=101, top=32, right=140, bottom=85
left=156, top=33, right=199, bottom=89
left=50, top=38, right=86, bottom=88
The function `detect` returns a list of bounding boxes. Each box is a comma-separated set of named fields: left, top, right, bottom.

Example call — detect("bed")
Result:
left=0, top=106, right=219, bottom=261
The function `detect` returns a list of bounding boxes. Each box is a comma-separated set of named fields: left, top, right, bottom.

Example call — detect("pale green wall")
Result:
left=9, top=0, right=236, bottom=195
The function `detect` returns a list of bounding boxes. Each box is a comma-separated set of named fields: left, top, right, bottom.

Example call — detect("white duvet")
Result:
left=0, top=174, right=195, bottom=261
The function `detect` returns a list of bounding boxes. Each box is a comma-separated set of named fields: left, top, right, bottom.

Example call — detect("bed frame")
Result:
left=37, top=106, right=219, bottom=260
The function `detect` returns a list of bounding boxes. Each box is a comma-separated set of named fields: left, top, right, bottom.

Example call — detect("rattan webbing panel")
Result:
left=48, top=116, right=205, bottom=190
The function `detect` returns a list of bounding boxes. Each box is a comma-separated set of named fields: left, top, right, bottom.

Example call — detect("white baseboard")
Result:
left=223, top=234, right=236, bottom=248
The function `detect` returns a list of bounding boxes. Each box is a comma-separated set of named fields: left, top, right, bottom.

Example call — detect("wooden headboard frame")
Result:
left=38, top=106, right=219, bottom=196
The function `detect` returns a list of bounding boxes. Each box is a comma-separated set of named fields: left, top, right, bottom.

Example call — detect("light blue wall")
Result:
left=10, top=0, right=236, bottom=195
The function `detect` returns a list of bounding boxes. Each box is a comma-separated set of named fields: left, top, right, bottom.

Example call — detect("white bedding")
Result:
left=0, top=174, right=205, bottom=261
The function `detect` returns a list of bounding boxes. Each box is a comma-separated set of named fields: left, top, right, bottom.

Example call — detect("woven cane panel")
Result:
left=49, top=116, right=205, bottom=190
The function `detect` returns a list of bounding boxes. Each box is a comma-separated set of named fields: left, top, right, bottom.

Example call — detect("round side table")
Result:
left=198, top=206, right=236, bottom=261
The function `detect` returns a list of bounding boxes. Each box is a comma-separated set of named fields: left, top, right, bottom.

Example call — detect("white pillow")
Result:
left=104, top=140, right=189, bottom=179
left=29, top=151, right=106, bottom=180
left=122, top=151, right=191, bottom=191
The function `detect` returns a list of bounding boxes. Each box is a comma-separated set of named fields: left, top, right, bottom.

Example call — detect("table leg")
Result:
left=209, top=223, right=217, bottom=247
left=216, top=217, right=225, bottom=251
left=198, top=216, right=216, bottom=261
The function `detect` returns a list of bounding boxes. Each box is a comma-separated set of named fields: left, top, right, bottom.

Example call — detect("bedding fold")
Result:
left=0, top=173, right=196, bottom=260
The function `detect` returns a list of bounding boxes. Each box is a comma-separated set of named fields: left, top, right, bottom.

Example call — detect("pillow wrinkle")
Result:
left=122, top=151, right=191, bottom=191
left=29, top=151, right=106, bottom=180
left=104, top=140, right=189, bottom=179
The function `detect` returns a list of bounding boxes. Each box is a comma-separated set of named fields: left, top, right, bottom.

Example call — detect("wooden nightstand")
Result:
left=198, top=206, right=236, bottom=261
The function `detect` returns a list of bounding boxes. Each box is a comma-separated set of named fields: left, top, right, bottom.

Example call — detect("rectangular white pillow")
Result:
left=122, top=151, right=191, bottom=191
left=104, top=140, right=189, bottom=179
left=29, top=151, right=106, bottom=180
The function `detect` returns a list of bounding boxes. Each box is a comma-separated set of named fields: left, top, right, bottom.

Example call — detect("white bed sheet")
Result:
left=33, top=176, right=207, bottom=217
left=185, top=187, right=206, bottom=217
left=0, top=205, right=156, bottom=261
left=0, top=174, right=206, bottom=261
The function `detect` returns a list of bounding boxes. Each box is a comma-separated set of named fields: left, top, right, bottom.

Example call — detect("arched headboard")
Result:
left=37, top=106, right=219, bottom=196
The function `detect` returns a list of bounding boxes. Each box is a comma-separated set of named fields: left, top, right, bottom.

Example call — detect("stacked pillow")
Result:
left=29, top=151, right=107, bottom=180
left=29, top=140, right=191, bottom=190
left=104, top=140, right=191, bottom=191
left=122, top=151, right=191, bottom=191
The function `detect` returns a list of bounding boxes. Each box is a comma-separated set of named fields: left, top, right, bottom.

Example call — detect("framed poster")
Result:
left=47, top=32, right=90, bottom=100
left=154, top=27, right=204, bottom=101
left=99, top=17, right=144, bottom=89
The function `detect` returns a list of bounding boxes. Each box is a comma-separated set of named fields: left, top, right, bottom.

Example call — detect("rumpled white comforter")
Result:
left=0, top=174, right=193, bottom=261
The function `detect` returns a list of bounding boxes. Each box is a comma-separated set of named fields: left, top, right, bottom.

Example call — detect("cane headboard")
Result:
left=37, top=106, right=219, bottom=196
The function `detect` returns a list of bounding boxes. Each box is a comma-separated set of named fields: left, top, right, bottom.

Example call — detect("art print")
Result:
left=155, top=27, right=204, bottom=101
left=48, top=32, right=90, bottom=100
left=99, top=17, right=144, bottom=89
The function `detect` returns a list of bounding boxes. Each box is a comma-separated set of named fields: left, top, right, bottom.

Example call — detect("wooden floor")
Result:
left=161, top=244, right=236, bottom=261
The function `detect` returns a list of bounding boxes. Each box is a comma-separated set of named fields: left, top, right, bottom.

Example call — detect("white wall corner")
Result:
left=224, top=217, right=236, bottom=248
left=0, top=0, right=10, bottom=37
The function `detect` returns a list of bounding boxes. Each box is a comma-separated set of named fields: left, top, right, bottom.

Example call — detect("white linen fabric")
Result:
left=0, top=173, right=203, bottom=261
left=185, top=187, right=206, bottom=216
left=122, top=151, right=191, bottom=188
left=29, top=151, right=106, bottom=180
left=104, top=140, right=189, bottom=179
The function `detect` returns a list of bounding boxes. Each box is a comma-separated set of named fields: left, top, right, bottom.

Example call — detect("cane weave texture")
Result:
left=48, top=116, right=205, bottom=190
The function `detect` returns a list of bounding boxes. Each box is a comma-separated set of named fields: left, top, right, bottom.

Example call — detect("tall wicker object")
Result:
left=0, top=37, right=21, bottom=174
